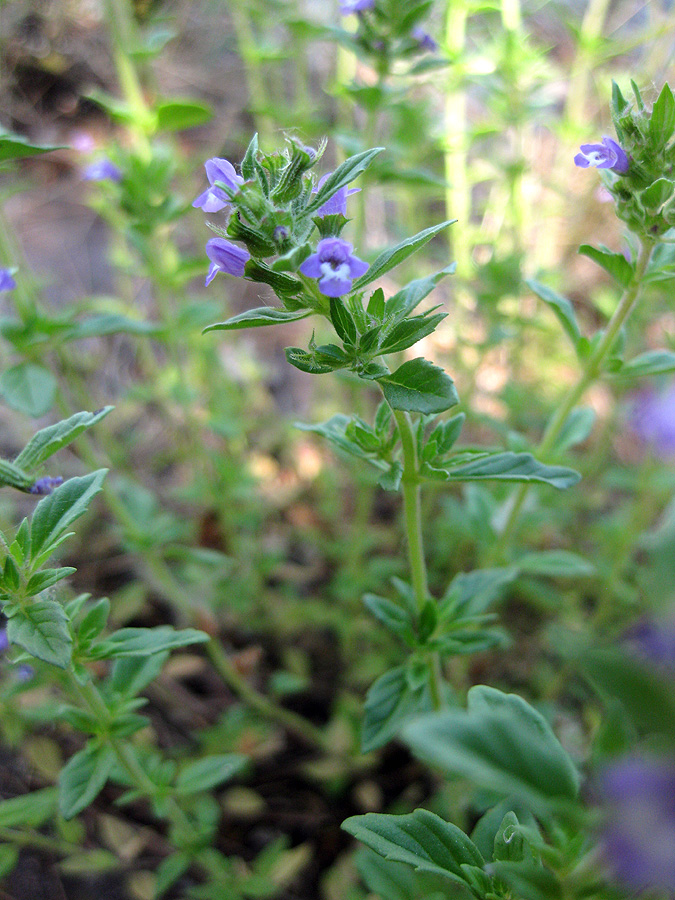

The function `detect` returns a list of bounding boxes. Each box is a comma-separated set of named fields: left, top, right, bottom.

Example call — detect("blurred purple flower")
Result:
left=412, top=28, right=438, bottom=52
left=0, top=269, right=17, bottom=292
left=574, top=137, right=629, bottom=174
left=299, top=237, right=368, bottom=297
left=600, top=757, right=675, bottom=894
left=205, top=238, right=250, bottom=285
left=0, top=629, right=8, bottom=654
left=29, top=476, right=64, bottom=495
left=16, top=664, right=34, bottom=682
left=313, top=173, right=360, bottom=218
left=83, top=158, right=122, bottom=182
left=193, top=158, right=244, bottom=213
left=630, top=383, right=675, bottom=459
left=626, top=617, right=675, bottom=672
left=340, top=0, right=375, bottom=12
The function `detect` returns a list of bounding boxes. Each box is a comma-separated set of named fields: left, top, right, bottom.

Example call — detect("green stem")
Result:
left=492, top=236, right=656, bottom=560
left=0, top=826, right=80, bottom=856
left=228, top=2, right=274, bottom=139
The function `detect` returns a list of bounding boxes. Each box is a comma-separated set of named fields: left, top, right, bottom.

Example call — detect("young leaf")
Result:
left=305, top=147, right=384, bottom=214
left=515, top=550, right=595, bottom=578
left=89, top=626, right=209, bottom=659
left=0, top=129, right=66, bottom=163
left=378, top=313, right=447, bottom=356
left=342, top=809, right=484, bottom=885
left=403, top=686, right=580, bottom=811
left=578, top=245, right=634, bottom=288
left=362, top=666, right=432, bottom=753
left=555, top=407, right=595, bottom=452
left=377, top=358, right=459, bottom=415
left=15, top=408, right=113, bottom=472
left=424, top=452, right=580, bottom=490
left=175, top=754, right=248, bottom=795
left=6, top=600, right=73, bottom=667
left=615, top=349, right=675, bottom=377
left=0, top=362, right=57, bottom=418
left=649, top=82, right=675, bottom=150
left=352, top=222, right=456, bottom=291
left=384, top=265, right=456, bottom=323
left=155, top=98, right=213, bottom=132
left=526, top=280, right=581, bottom=349
left=30, top=470, right=107, bottom=561
left=329, top=297, right=357, bottom=345
left=204, top=306, right=311, bottom=332
left=363, top=594, right=415, bottom=644
left=58, top=744, right=116, bottom=819
left=0, top=788, right=58, bottom=828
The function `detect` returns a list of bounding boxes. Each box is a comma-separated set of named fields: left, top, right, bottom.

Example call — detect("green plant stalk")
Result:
left=0, top=826, right=81, bottom=857
left=228, top=2, right=274, bottom=139
left=392, top=410, right=442, bottom=711
left=492, top=236, right=656, bottom=559
left=563, top=0, right=612, bottom=128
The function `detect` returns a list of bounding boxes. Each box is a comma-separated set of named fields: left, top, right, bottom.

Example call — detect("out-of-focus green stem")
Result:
left=492, top=236, right=656, bottom=559
left=229, top=3, right=273, bottom=139
left=563, top=0, right=612, bottom=127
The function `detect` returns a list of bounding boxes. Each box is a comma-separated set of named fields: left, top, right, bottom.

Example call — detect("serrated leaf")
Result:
left=285, top=346, right=339, bottom=374
left=425, top=452, right=580, bottom=490
left=0, top=362, right=56, bottom=418
left=15, top=408, right=113, bottom=472
left=515, top=550, right=594, bottom=578
left=26, top=567, right=76, bottom=595
left=342, top=809, right=484, bottom=885
left=353, top=223, right=456, bottom=291
left=6, top=600, right=73, bottom=667
left=578, top=245, right=634, bottom=288
left=305, top=147, right=384, bottom=214
left=378, top=313, right=447, bottom=355
left=204, top=306, right=311, bottom=332
left=176, top=754, right=248, bottom=795
left=296, top=414, right=387, bottom=467
left=329, top=297, right=357, bottom=344
left=403, top=686, right=580, bottom=811
left=362, top=666, right=432, bottom=753
left=59, top=744, right=116, bottom=819
left=526, top=280, right=580, bottom=349
left=377, top=358, right=458, bottom=414
left=30, top=470, right=107, bottom=560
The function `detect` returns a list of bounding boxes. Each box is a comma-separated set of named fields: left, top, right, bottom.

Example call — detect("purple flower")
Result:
left=0, top=629, right=9, bottom=654
left=193, top=158, right=244, bottom=213
left=0, top=269, right=17, bottom=292
left=629, top=383, right=675, bottom=459
left=299, top=237, right=368, bottom=297
left=313, top=173, right=360, bottom=218
left=412, top=28, right=438, bottom=52
left=574, top=136, right=629, bottom=174
left=340, top=0, right=375, bottom=12
left=626, top=617, right=675, bottom=671
left=29, top=476, right=64, bottom=495
left=600, top=757, right=675, bottom=894
left=83, top=158, right=122, bottom=182
left=205, top=238, right=250, bottom=285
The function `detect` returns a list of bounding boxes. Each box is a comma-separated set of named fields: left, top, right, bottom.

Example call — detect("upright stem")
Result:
left=492, top=236, right=655, bottom=559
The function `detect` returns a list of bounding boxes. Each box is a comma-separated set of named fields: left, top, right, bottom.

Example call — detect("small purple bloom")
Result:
left=412, top=28, right=438, bottom=52
left=629, top=383, right=675, bottom=459
left=0, top=269, right=17, bottom=292
left=340, top=0, right=375, bottom=12
left=83, top=158, right=122, bottom=182
left=16, top=664, right=34, bottom=682
left=205, top=238, right=250, bottom=285
left=0, top=629, right=9, bottom=654
left=299, top=237, right=368, bottom=297
left=29, top=476, right=64, bottom=496
left=574, top=136, right=629, bottom=175
left=626, top=617, right=675, bottom=671
left=193, top=158, right=244, bottom=213
left=600, top=757, right=675, bottom=894
left=313, top=174, right=360, bottom=218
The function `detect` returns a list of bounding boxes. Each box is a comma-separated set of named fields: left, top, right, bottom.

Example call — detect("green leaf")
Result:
left=0, top=845, right=19, bottom=879
left=515, top=551, right=595, bottom=578
left=649, top=82, right=675, bottom=149
left=240, top=132, right=259, bottom=181
left=6, top=600, right=73, bottom=667
left=58, top=850, right=120, bottom=875
left=30, top=470, right=107, bottom=561
left=491, top=862, right=562, bottom=900
left=0, top=129, right=66, bottom=163
left=305, top=147, right=384, bottom=214
left=155, top=852, right=192, bottom=898
left=424, top=452, right=580, bottom=490
left=155, top=98, right=213, bottom=132
left=0, top=787, right=57, bottom=828
left=175, top=754, right=248, bottom=795
left=378, top=313, right=447, bottom=356
left=362, top=666, right=432, bottom=753
left=90, top=625, right=209, bottom=659
left=377, top=358, right=459, bottom=414
left=555, top=407, right=595, bottom=452
left=641, top=178, right=675, bottom=212
left=355, top=849, right=450, bottom=900
left=384, top=266, right=456, bottom=323
left=403, top=686, right=580, bottom=811
left=26, top=567, right=77, bottom=595
left=615, top=349, right=675, bottom=377
left=0, top=363, right=56, bottom=418
left=58, top=744, right=116, bottom=819
left=441, top=568, right=517, bottom=617
left=204, top=306, right=311, bottom=332
left=329, top=297, right=357, bottom=345
left=578, top=245, right=634, bottom=288
left=15, top=408, right=113, bottom=472
left=353, top=222, right=456, bottom=291
left=67, top=314, right=159, bottom=340
left=363, top=594, right=415, bottom=644
left=342, top=809, right=484, bottom=886
left=109, top=654, right=168, bottom=698
left=526, top=280, right=580, bottom=349
left=0, top=458, right=33, bottom=492
left=285, top=346, right=340, bottom=375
